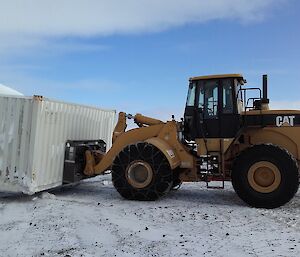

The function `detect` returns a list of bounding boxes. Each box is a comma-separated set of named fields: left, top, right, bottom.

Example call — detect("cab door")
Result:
left=196, top=79, right=221, bottom=138
left=184, top=79, right=220, bottom=140
left=195, top=79, right=240, bottom=138
left=219, top=79, right=241, bottom=138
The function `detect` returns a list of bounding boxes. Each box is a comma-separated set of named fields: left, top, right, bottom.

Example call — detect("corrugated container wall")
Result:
left=0, top=95, right=116, bottom=194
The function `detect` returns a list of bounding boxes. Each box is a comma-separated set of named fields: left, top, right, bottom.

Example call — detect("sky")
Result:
left=0, top=0, right=299, bottom=120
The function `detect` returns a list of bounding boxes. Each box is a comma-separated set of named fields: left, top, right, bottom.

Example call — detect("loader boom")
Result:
left=84, top=113, right=186, bottom=176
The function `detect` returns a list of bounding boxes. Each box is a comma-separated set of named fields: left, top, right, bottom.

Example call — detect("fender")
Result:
left=248, top=128, right=299, bottom=160
left=146, top=137, right=181, bottom=170
left=92, top=124, right=165, bottom=175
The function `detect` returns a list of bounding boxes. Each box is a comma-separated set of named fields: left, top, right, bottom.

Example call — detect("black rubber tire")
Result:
left=112, top=142, right=173, bottom=201
left=232, top=144, right=299, bottom=209
left=171, top=168, right=182, bottom=190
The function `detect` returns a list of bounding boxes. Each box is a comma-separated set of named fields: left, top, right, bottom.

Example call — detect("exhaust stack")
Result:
left=262, top=75, right=269, bottom=102
left=261, top=74, right=270, bottom=110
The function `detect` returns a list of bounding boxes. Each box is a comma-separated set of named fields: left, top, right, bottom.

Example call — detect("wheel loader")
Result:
left=63, top=74, right=299, bottom=209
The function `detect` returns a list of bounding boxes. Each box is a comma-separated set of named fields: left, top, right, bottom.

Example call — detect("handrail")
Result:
left=237, top=88, right=262, bottom=112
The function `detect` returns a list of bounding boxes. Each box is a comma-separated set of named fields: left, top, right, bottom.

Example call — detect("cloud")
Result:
left=13, top=80, right=119, bottom=99
left=0, top=0, right=288, bottom=56
left=0, top=0, right=287, bottom=37
left=0, top=36, right=109, bottom=56
left=270, top=101, right=300, bottom=110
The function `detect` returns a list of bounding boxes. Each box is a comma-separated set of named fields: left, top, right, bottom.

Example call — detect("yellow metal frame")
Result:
left=83, top=74, right=300, bottom=184
left=84, top=113, right=196, bottom=180
left=190, top=74, right=243, bottom=81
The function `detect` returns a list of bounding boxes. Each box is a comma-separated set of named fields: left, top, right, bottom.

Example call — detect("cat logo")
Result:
left=276, top=116, right=295, bottom=127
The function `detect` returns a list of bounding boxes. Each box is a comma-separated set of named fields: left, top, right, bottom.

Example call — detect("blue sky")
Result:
left=0, top=0, right=299, bottom=119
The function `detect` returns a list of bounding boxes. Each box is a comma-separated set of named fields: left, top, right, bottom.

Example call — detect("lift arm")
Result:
left=83, top=112, right=164, bottom=176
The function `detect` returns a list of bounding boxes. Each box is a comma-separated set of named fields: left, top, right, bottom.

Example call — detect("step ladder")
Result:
left=205, top=150, right=225, bottom=189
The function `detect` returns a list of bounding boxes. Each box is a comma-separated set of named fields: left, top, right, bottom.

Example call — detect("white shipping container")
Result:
left=0, top=95, right=116, bottom=194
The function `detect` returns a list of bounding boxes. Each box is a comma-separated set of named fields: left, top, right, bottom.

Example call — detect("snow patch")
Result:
left=0, top=175, right=299, bottom=257
left=40, top=192, right=56, bottom=200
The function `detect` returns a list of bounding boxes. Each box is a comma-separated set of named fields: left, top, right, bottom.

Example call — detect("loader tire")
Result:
left=232, top=144, right=299, bottom=209
left=112, top=142, right=173, bottom=201
left=171, top=168, right=182, bottom=190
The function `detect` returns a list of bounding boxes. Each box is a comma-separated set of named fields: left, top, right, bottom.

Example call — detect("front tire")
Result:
left=171, top=168, right=182, bottom=190
left=112, top=142, right=173, bottom=201
left=232, top=144, right=299, bottom=209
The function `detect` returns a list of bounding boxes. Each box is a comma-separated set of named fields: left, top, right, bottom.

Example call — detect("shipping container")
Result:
left=0, top=95, right=116, bottom=194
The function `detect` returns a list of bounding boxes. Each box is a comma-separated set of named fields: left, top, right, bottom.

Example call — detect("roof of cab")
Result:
left=189, top=74, right=244, bottom=81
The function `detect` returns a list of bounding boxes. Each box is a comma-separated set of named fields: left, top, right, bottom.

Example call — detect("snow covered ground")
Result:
left=0, top=175, right=299, bottom=257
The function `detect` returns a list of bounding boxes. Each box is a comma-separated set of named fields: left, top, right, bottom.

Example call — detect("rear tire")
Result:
left=112, top=142, right=173, bottom=201
left=232, top=144, right=299, bottom=209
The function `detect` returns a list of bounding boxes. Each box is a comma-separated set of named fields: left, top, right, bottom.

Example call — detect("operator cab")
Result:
left=184, top=74, right=246, bottom=141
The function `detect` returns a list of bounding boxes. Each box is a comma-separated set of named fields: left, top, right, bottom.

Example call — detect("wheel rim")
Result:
left=126, top=161, right=154, bottom=189
left=247, top=161, right=281, bottom=193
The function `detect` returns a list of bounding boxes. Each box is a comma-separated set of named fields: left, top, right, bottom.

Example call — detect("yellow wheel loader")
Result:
left=63, top=74, right=299, bottom=209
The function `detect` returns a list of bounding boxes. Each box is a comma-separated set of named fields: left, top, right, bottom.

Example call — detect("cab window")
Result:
left=223, top=79, right=234, bottom=114
left=235, top=79, right=244, bottom=113
left=198, top=80, right=219, bottom=119
left=186, top=83, right=196, bottom=106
